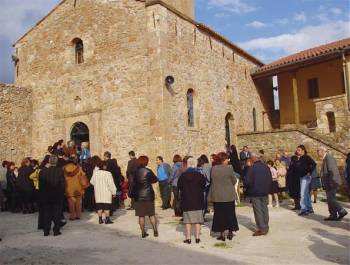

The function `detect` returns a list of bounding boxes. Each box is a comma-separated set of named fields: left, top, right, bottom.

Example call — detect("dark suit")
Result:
left=239, top=151, right=251, bottom=168
left=39, top=166, right=65, bottom=234
left=320, top=153, right=345, bottom=218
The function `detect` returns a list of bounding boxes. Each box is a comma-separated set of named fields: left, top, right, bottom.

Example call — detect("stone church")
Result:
left=1, top=0, right=348, bottom=171
left=2, top=0, right=273, bottom=166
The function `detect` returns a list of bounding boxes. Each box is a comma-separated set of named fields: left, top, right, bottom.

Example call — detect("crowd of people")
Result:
left=0, top=139, right=349, bottom=244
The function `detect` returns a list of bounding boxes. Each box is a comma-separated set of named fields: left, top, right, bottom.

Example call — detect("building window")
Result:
left=326, top=112, right=336, bottom=133
left=341, top=71, right=346, bottom=94
left=73, top=38, right=84, bottom=64
left=253, top=108, right=257, bottom=132
left=226, top=85, right=233, bottom=103
left=308, top=78, right=319, bottom=99
left=187, top=89, right=194, bottom=127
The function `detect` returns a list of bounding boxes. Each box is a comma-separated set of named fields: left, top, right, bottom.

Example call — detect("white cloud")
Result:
left=239, top=20, right=350, bottom=62
left=208, top=0, right=256, bottom=14
left=246, top=20, right=268, bottom=28
left=275, top=18, right=289, bottom=25
left=0, top=0, right=60, bottom=42
left=330, top=8, right=342, bottom=15
left=294, top=11, right=307, bottom=22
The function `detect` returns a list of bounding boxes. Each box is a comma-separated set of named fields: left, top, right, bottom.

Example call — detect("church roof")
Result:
left=251, top=37, right=350, bottom=78
left=14, top=0, right=263, bottom=66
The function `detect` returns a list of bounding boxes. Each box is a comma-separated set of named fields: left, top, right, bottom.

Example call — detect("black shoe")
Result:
left=44, top=232, right=50, bottom=236
left=292, top=206, right=301, bottom=210
left=337, top=211, right=348, bottom=220
left=324, top=216, right=338, bottom=221
left=142, top=232, right=149, bottom=238
left=105, top=217, right=113, bottom=224
left=227, top=233, right=233, bottom=240
left=299, top=211, right=309, bottom=216
left=154, top=230, right=159, bottom=237
left=60, top=220, right=67, bottom=228
left=53, top=231, right=62, bottom=236
left=99, top=217, right=103, bottom=224
left=308, top=209, right=314, bottom=214
left=183, top=239, right=191, bottom=244
left=195, top=239, right=200, bottom=244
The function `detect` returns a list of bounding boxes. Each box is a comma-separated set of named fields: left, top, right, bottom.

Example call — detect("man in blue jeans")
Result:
left=296, top=145, right=316, bottom=216
left=156, top=156, right=172, bottom=210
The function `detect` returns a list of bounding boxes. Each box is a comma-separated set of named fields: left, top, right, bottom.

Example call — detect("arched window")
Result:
left=326, top=112, right=336, bottom=133
left=187, top=89, right=194, bottom=127
left=72, top=38, right=84, bottom=64
left=253, top=108, right=257, bottom=132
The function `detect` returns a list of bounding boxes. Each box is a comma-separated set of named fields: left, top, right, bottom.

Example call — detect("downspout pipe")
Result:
left=341, top=48, right=350, bottom=111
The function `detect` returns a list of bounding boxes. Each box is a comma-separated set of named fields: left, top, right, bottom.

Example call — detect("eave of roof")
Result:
left=251, top=37, right=350, bottom=79
left=14, top=0, right=264, bottom=66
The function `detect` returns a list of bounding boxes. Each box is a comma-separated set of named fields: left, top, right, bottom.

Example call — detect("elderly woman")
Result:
left=90, top=156, right=116, bottom=224
left=209, top=152, right=239, bottom=241
left=64, top=162, right=89, bottom=220
left=178, top=158, right=206, bottom=244
left=132, top=156, right=159, bottom=238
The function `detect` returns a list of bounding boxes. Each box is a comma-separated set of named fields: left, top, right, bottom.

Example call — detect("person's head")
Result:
left=57, top=139, right=64, bottom=149
left=137, top=156, right=149, bottom=168
left=81, top=142, right=89, bottom=149
left=21, top=158, right=31, bottom=167
left=267, top=160, right=274, bottom=168
left=250, top=152, right=261, bottom=163
left=49, top=155, right=58, bottom=166
left=68, top=140, right=75, bottom=148
left=129, top=151, right=136, bottom=159
left=47, top=146, right=53, bottom=154
left=2, top=161, right=8, bottom=168
left=91, top=156, right=103, bottom=169
left=317, top=145, right=328, bottom=159
left=276, top=153, right=282, bottom=159
left=217, top=152, right=229, bottom=165
left=182, top=156, right=192, bottom=169
left=40, top=155, right=50, bottom=168
left=211, top=154, right=221, bottom=166
left=259, top=150, right=265, bottom=156
left=243, top=146, right=249, bottom=152
left=8, top=162, right=15, bottom=171
left=104, top=151, right=111, bottom=160
left=187, top=157, right=197, bottom=169
left=296, top=145, right=307, bottom=156
left=156, top=156, right=163, bottom=166
left=197, top=154, right=209, bottom=167
left=172, top=154, right=182, bottom=164
left=210, top=154, right=216, bottom=163
left=246, top=158, right=253, bottom=167
left=275, top=159, right=281, bottom=167
left=31, top=159, right=39, bottom=169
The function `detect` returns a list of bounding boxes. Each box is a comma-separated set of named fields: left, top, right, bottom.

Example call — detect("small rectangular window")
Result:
left=308, top=78, right=319, bottom=99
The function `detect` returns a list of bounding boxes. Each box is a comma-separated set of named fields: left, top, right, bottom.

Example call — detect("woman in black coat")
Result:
left=178, top=157, right=206, bottom=244
left=286, top=155, right=301, bottom=210
left=132, top=156, right=158, bottom=238
left=16, top=158, right=34, bottom=214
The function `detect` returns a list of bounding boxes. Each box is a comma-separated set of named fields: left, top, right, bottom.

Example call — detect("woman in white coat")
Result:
left=90, top=156, right=117, bottom=224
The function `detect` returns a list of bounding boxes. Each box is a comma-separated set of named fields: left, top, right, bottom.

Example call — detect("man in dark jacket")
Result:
left=126, top=151, right=138, bottom=210
left=39, top=155, right=65, bottom=236
left=317, top=146, right=348, bottom=221
left=244, top=152, right=272, bottom=236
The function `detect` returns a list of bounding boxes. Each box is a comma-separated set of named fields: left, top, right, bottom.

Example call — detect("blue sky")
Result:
left=0, top=0, right=349, bottom=83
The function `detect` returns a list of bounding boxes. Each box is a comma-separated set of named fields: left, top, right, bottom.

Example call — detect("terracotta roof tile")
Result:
left=253, top=37, right=350, bottom=75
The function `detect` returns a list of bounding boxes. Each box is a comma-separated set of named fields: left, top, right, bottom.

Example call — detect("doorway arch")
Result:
left=70, top=122, right=90, bottom=146
left=225, top=113, right=234, bottom=147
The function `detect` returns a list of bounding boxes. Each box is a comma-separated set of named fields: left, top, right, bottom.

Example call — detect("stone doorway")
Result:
left=70, top=121, right=90, bottom=146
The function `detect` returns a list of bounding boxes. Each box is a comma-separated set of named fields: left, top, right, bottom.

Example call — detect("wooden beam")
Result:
left=292, top=73, right=300, bottom=125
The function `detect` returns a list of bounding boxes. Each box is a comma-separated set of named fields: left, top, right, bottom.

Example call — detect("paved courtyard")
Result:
left=0, top=195, right=349, bottom=265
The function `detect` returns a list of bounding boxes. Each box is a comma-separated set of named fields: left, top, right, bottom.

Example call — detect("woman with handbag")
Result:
left=64, top=162, right=90, bottom=220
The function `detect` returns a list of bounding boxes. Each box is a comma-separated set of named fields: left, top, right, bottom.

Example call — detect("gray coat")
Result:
left=208, top=165, right=237, bottom=202
left=320, top=153, right=341, bottom=191
left=0, top=166, right=7, bottom=189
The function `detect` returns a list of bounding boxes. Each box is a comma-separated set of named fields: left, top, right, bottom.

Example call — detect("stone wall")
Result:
left=237, top=129, right=347, bottom=176
left=0, top=84, right=32, bottom=164
left=314, top=95, right=350, bottom=150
